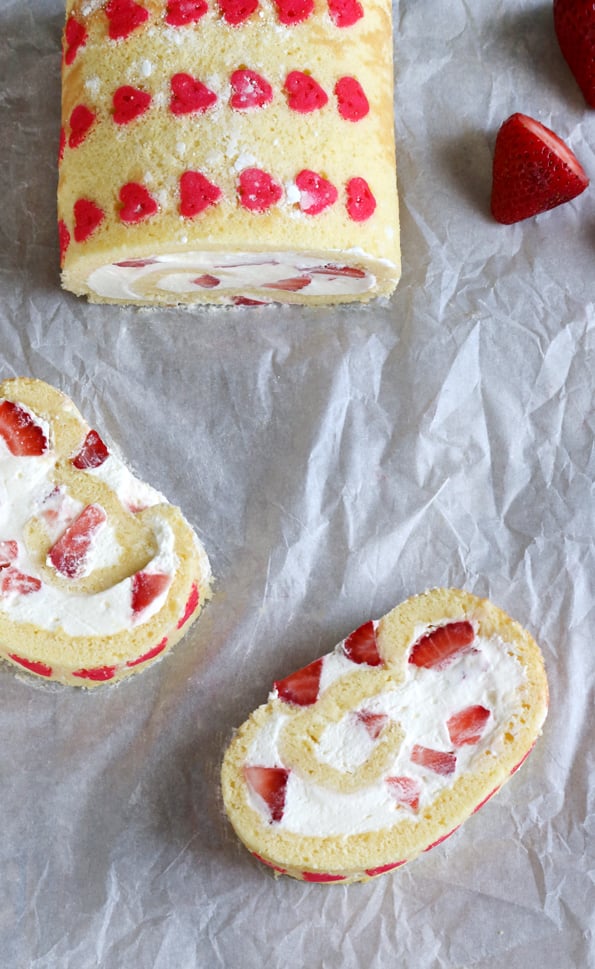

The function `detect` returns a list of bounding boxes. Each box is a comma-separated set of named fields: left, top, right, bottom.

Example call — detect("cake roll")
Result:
left=0, top=377, right=212, bottom=686
left=221, top=588, right=549, bottom=883
left=58, top=0, right=400, bottom=305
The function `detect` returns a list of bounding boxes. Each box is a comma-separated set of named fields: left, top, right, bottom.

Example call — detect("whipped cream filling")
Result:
left=245, top=627, right=526, bottom=837
left=86, top=251, right=377, bottom=301
left=0, top=413, right=177, bottom=638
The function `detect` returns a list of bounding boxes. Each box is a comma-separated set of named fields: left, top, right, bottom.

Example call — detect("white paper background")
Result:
left=0, top=1, right=593, bottom=966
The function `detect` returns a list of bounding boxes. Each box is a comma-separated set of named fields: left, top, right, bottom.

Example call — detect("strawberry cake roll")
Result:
left=0, top=377, right=211, bottom=687
left=221, top=588, right=549, bottom=883
left=58, top=0, right=400, bottom=305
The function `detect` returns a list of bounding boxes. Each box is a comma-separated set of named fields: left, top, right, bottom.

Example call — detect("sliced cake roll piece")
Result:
left=221, top=588, right=548, bottom=882
left=0, top=377, right=211, bottom=686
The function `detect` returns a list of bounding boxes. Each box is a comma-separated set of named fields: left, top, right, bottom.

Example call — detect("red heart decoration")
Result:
left=230, top=69, right=273, bottom=110
left=327, top=0, right=363, bottom=27
left=284, top=71, right=328, bottom=113
left=165, top=0, right=208, bottom=25
left=217, top=0, right=259, bottom=24
left=334, top=76, right=369, bottom=121
left=272, top=0, right=314, bottom=24
left=105, top=0, right=149, bottom=40
left=179, top=171, right=222, bottom=216
left=63, top=15, right=87, bottom=66
left=68, top=104, right=96, bottom=149
left=295, top=169, right=338, bottom=215
left=345, top=176, right=376, bottom=222
left=118, top=182, right=159, bottom=224
left=73, top=198, right=105, bottom=242
left=237, top=168, right=283, bottom=212
left=170, top=73, right=217, bottom=114
left=112, top=85, right=152, bottom=124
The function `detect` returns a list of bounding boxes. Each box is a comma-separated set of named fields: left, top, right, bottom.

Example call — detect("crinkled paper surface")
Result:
left=0, top=1, right=593, bottom=967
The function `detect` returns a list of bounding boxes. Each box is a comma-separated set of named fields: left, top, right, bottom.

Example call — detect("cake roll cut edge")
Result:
left=220, top=588, right=549, bottom=883
left=0, top=377, right=212, bottom=687
left=58, top=0, right=400, bottom=306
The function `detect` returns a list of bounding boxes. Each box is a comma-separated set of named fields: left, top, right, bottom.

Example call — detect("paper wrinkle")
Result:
left=0, top=0, right=593, bottom=966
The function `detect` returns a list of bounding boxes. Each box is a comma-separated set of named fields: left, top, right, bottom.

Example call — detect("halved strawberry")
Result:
left=274, top=657, right=323, bottom=706
left=0, top=569, right=42, bottom=596
left=491, top=113, right=589, bottom=224
left=48, top=504, right=107, bottom=578
left=0, top=400, right=48, bottom=456
left=411, top=744, right=457, bottom=776
left=447, top=704, right=490, bottom=746
left=230, top=69, right=273, bottom=110
left=342, top=620, right=382, bottom=666
left=386, top=775, right=421, bottom=811
left=244, top=765, right=289, bottom=822
left=356, top=710, right=388, bottom=740
left=71, top=430, right=110, bottom=469
left=408, top=620, right=475, bottom=670
left=554, top=0, right=595, bottom=107
left=131, top=571, right=170, bottom=615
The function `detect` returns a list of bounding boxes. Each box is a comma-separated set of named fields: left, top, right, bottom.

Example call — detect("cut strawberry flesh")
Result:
left=0, top=400, right=48, bottom=456
left=0, top=540, right=18, bottom=567
left=71, top=429, right=110, bottom=469
left=447, top=704, right=490, bottom=746
left=411, top=744, right=457, bottom=776
left=0, top=568, right=42, bottom=596
left=274, top=657, right=323, bottom=706
left=264, top=277, right=311, bottom=292
left=408, top=620, right=475, bottom=669
left=48, top=504, right=107, bottom=578
left=386, top=775, right=421, bottom=811
left=308, top=264, right=366, bottom=278
left=343, top=620, right=382, bottom=666
left=131, top=571, right=170, bottom=615
left=193, top=274, right=220, bottom=288
left=355, top=710, right=388, bottom=740
left=244, top=765, right=289, bottom=822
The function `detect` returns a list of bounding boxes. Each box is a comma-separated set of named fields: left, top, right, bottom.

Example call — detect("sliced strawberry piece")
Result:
left=408, top=620, right=475, bottom=670
left=0, top=541, right=18, bottom=567
left=237, top=168, right=283, bottom=212
left=179, top=171, right=222, bottom=217
left=131, top=571, right=170, bottom=615
left=342, top=620, right=382, bottom=666
left=126, top=636, right=168, bottom=666
left=356, top=710, right=388, bottom=740
left=386, top=775, right=421, bottom=811
left=170, top=73, right=218, bottom=115
left=48, top=504, right=107, bottom=578
left=274, top=657, right=323, bottom=706
left=9, top=654, right=53, bottom=678
left=295, top=169, right=338, bottom=215
left=229, top=69, right=273, bottom=110
left=72, top=665, right=117, bottom=681
left=217, top=0, right=259, bottom=25
left=0, top=400, right=48, bottom=456
left=328, top=0, right=363, bottom=27
left=284, top=71, right=328, bottom=112
left=177, top=582, right=200, bottom=627
left=447, top=704, right=490, bottom=746
left=554, top=0, right=595, bottom=107
left=112, top=86, right=152, bottom=125
left=73, top=198, right=105, bottom=242
left=105, top=0, right=149, bottom=40
left=58, top=220, right=71, bottom=264
left=345, top=176, right=376, bottom=221
left=63, top=15, right=88, bottom=66
left=244, top=765, right=289, bottom=822
left=264, top=277, right=311, bottom=291
left=115, top=257, right=158, bottom=267
left=308, top=263, right=366, bottom=278
left=334, top=76, right=369, bottom=121
left=491, top=113, right=589, bottom=224
left=68, top=105, right=96, bottom=149
left=119, top=182, right=159, bottom=224
left=411, top=744, right=457, bottom=776
left=193, top=274, right=220, bottom=288
left=273, top=0, right=314, bottom=24
left=165, top=0, right=208, bottom=25
left=71, top=429, right=110, bottom=469
left=0, top=569, right=42, bottom=596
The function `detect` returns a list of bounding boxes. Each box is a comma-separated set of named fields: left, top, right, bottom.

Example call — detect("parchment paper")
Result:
left=0, top=1, right=593, bottom=967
